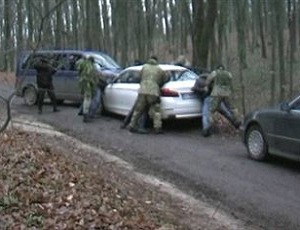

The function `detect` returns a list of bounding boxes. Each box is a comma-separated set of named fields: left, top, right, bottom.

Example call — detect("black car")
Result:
left=242, top=94, right=300, bottom=161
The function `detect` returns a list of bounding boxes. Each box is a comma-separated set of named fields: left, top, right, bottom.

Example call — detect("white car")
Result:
left=103, top=64, right=202, bottom=119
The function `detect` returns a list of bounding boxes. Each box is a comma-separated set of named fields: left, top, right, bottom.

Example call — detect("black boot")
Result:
left=83, top=114, right=92, bottom=123
left=233, top=121, right=241, bottom=129
left=129, top=126, right=149, bottom=134
left=154, top=128, right=163, bottom=134
left=202, top=128, right=211, bottom=137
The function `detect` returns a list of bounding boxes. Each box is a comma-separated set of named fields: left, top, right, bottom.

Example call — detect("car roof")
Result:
left=20, top=50, right=109, bottom=56
left=124, top=64, right=188, bottom=72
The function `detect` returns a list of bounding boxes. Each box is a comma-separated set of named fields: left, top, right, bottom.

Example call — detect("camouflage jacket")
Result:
left=139, top=59, right=168, bottom=97
left=206, top=69, right=233, bottom=97
left=76, top=58, right=97, bottom=96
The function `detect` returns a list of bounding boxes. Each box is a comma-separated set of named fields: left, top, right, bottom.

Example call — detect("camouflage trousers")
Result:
left=129, top=94, right=162, bottom=129
left=209, top=96, right=240, bottom=128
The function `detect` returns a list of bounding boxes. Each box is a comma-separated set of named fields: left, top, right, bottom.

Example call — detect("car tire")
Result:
left=23, top=86, right=37, bottom=106
left=245, top=125, right=268, bottom=161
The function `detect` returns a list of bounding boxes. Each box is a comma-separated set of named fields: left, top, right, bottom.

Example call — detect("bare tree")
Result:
left=3, top=0, right=12, bottom=71
left=287, top=0, right=296, bottom=97
left=192, top=0, right=217, bottom=68
left=270, top=1, right=277, bottom=105
left=274, top=0, right=287, bottom=101
left=235, top=0, right=247, bottom=115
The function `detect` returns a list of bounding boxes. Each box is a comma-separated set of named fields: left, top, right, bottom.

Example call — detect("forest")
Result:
left=1, top=0, right=300, bottom=114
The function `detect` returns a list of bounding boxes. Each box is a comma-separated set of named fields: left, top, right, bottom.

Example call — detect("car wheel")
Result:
left=245, top=125, right=268, bottom=161
left=23, top=86, right=37, bottom=106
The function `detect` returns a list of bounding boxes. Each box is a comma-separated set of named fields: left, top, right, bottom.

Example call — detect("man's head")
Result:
left=175, top=55, right=186, bottom=66
left=88, top=56, right=95, bottom=63
left=35, top=55, right=48, bottom=63
left=216, top=64, right=225, bottom=70
left=146, top=55, right=158, bottom=65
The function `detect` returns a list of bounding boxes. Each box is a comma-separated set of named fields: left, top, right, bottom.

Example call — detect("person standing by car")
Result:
left=128, top=56, right=169, bottom=134
left=192, top=72, right=214, bottom=137
left=173, top=54, right=191, bottom=68
left=89, top=70, right=108, bottom=118
left=204, top=64, right=241, bottom=136
left=76, top=56, right=98, bottom=123
left=33, top=56, right=59, bottom=114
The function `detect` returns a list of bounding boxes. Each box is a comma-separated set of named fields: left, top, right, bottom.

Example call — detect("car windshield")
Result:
left=289, top=95, right=300, bottom=110
left=169, top=70, right=199, bottom=81
left=88, top=53, right=120, bottom=69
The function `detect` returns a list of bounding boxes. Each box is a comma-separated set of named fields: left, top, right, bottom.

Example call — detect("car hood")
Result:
left=244, top=105, right=281, bottom=124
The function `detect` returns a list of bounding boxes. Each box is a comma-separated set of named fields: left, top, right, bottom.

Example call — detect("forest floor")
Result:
left=0, top=72, right=238, bottom=229
left=0, top=126, right=235, bottom=230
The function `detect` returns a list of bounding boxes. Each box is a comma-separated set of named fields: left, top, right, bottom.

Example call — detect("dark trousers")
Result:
left=37, top=87, right=57, bottom=112
left=122, top=103, right=148, bottom=129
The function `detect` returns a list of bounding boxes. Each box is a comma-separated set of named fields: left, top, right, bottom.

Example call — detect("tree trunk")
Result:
left=102, top=0, right=111, bottom=52
left=288, top=0, right=296, bottom=97
left=257, top=0, right=267, bottom=58
left=145, top=0, right=157, bottom=57
left=55, top=0, right=63, bottom=48
left=217, top=0, right=228, bottom=65
left=274, top=0, right=286, bottom=101
left=191, top=0, right=204, bottom=68
left=17, top=0, right=24, bottom=50
left=72, top=0, right=79, bottom=49
left=270, top=1, right=277, bottom=105
left=4, top=0, right=11, bottom=71
left=235, top=0, right=247, bottom=115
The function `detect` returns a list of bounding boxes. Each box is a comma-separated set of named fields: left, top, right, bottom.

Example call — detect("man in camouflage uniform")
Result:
left=203, top=64, right=241, bottom=137
left=76, top=56, right=98, bottom=123
left=129, top=56, right=168, bottom=134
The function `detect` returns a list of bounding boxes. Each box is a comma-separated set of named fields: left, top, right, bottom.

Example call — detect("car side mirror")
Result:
left=280, top=102, right=290, bottom=112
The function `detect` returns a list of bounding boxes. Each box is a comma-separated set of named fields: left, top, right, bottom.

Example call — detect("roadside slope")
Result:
left=0, top=117, right=253, bottom=229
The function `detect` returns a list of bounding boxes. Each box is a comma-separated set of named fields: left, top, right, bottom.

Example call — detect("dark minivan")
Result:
left=15, top=50, right=121, bottom=105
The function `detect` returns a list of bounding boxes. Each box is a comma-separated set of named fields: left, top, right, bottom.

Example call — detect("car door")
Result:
left=103, top=70, right=140, bottom=115
left=51, top=53, right=69, bottom=99
left=271, top=101, right=300, bottom=159
left=62, top=53, right=83, bottom=102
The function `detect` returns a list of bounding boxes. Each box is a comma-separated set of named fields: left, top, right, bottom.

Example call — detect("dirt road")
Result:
left=7, top=95, right=300, bottom=230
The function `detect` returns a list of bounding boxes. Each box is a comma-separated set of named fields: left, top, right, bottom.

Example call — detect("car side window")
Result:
left=117, top=71, right=140, bottom=83
left=69, top=54, right=82, bottom=71
left=22, top=54, right=39, bottom=69
left=53, top=54, right=69, bottom=70
left=128, top=71, right=140, bottom=83
left=291, top=101, right=300, bottom=110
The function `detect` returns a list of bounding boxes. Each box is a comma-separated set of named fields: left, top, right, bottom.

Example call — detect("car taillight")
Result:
left=161, top=88, right=179, bottom=97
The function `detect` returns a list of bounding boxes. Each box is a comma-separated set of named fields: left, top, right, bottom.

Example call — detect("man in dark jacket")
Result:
left=128, top=56, right=169, bottom=134
left=192, top=72, right=213, bottom=137
left=34, top=56, right=59, bottom=114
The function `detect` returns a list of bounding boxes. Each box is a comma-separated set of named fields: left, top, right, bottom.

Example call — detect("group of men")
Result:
left=33, top=54, right=241, bottom=137
left=192, top=64, right=241, bottom=137
left=33, top=55, right=106, bottom=122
